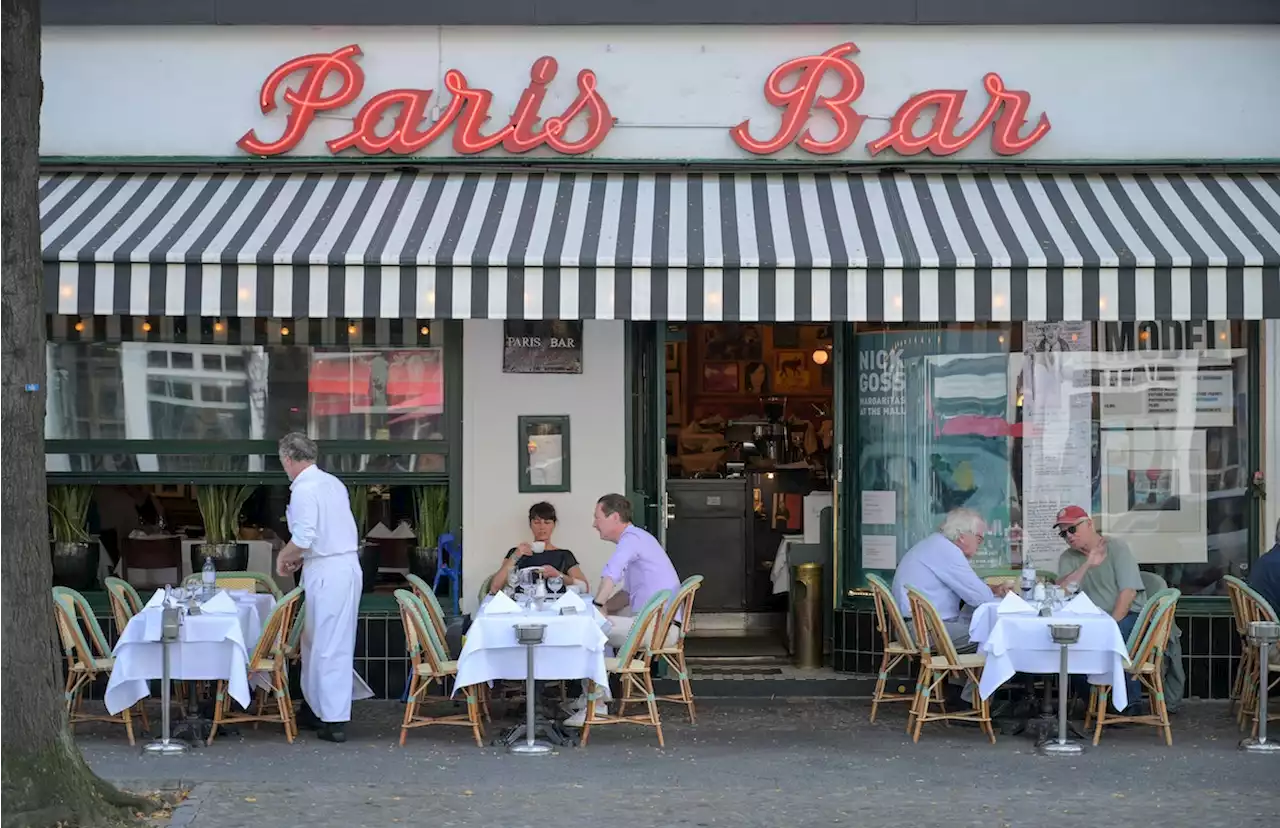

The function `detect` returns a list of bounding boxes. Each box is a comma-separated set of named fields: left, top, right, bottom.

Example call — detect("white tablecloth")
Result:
left=454, top=600, right=611, bottom=697
left=770, top=534, right=805, bottom=594
left=104, top=591, right=273, bottom=715
left=969, top=602, right=1132, bottom=711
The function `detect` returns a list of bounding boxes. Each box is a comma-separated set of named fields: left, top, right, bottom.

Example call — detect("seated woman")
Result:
left=488, top=502, right=588, bottom=595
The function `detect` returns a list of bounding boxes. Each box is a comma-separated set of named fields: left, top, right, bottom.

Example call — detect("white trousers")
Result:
left=301, top=553, right=374, bottom=723
left=605, top=611, right=679, bottom=651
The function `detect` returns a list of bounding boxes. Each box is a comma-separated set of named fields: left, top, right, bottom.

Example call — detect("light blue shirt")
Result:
left=891, top=532, right=995, bottom=621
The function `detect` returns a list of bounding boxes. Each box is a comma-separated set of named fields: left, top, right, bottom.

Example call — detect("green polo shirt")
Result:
left=1057, top=536, right=1147, bottom=617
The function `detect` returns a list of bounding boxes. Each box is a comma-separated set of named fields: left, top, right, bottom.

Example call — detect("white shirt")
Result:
left=287, top=465, right=359, bottom=558
left=890, top=532, right=995, bottom=621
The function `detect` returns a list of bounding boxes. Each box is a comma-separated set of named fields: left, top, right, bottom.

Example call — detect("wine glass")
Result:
left=548, top=573, right=564, bottom=594
left=507, top=566, right=519, bottom=594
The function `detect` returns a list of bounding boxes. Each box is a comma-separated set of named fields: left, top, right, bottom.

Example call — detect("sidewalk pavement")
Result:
left=75, top=699, right=1277, bottom=828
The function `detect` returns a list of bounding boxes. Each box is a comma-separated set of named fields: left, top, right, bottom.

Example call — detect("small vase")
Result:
left=51, top=540, right=99, bottom=591
left=409, top=544, right=439, bottom=585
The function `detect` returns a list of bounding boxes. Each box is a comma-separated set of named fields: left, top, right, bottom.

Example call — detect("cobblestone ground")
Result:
left=76, top=699, right=1278, bottom=828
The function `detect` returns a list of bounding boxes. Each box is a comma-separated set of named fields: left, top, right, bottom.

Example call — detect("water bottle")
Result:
left=1021, top=557, right=1036, bottom=599
left=202, top=555, right=216, bottom=598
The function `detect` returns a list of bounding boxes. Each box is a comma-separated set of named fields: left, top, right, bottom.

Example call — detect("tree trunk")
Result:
left=1, top=2, right=150, bottom=825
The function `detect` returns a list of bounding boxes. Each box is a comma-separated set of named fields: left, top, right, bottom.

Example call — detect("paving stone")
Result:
left=80, top=699, right=1277, bottom=827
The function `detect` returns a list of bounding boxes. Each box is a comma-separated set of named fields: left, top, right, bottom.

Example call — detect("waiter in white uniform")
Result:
left=275, top=432, right=373, bottom=743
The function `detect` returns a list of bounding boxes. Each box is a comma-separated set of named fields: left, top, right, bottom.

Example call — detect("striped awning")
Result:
left=41, top=168, right=1280, bottom=321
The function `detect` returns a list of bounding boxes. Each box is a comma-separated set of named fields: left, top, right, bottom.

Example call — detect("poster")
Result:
left=1097, top=355, right=1234, bottom=428
left=503, top=320, right=583, bottom=374
left=856, top=330, right=1011, bottom=570
left=1020, top=322, right=1094, bottom=570
left=1101, top=429, right=1208, bottom=564
left=860, top=491, right=896, bottom=525
left=861, top=535, right=898, bottom=570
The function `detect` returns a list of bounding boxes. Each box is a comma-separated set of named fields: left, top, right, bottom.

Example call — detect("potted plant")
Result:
left=410, top=485, right=449, bottom=584
left=350, top=484, right=380, bottom=593
left=193, top=484, right=256, bottom=573
left=49, top=485, right=98, bottom=590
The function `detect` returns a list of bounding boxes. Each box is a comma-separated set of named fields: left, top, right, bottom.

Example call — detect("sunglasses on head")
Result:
left=1058, top=521, right=1087, bottom=540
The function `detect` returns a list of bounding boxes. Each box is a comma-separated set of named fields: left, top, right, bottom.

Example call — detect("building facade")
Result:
left=39, top=1, right=1280, bottom=697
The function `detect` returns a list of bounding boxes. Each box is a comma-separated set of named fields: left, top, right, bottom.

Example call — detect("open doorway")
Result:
left=660, top=323, right=835, bottom=657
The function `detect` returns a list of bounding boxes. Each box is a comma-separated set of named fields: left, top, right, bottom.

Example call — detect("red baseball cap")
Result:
left=1054, top=505, right=1090, bottom=527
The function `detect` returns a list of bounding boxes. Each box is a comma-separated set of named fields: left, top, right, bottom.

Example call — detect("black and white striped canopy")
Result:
left=41, top=168, right=1280, bottom=321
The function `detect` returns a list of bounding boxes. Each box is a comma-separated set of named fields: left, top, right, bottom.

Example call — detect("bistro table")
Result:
left=457, top=591, right=611, bottom=747
left=106, top=589, right=275, bottom=742
left=969, top=593, right=1131, bottom=738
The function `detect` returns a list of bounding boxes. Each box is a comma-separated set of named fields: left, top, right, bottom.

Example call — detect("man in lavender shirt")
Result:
left=589, top=494, right=682, bottom=650
left=565, top=494, right=682, bottom=726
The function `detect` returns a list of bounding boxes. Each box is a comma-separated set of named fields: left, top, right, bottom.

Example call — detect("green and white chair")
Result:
left=580, top=589, right=671, bottom=748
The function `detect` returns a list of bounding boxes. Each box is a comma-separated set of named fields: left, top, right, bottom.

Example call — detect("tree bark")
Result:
left=1, top=2, right=151, bottom=825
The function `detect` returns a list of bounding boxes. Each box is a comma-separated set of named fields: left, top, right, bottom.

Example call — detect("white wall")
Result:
left=460, top=319, right=626, bottom=612
left=40, top=25, right=1280, bottom=162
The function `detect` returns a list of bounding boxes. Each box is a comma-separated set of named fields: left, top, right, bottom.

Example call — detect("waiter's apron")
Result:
left=300, top=552, right=374, bottom=722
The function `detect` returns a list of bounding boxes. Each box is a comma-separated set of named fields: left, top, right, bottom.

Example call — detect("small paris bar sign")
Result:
left=503, top=320, right=584, bottom=374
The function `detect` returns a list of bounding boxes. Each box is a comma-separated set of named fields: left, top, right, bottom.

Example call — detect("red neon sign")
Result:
left=732, top=42, right=1051, bottom=157
left=238, top=44, right=615, bottom=157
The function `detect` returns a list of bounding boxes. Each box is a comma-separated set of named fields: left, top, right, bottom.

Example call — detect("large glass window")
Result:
left=850, top=321, right=1256, bottom=598
left=45, top=319, right=454, bottom=482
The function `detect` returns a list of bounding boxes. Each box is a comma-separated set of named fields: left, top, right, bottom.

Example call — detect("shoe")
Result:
left=563, top=702, right=608, bottom=727
left=316, top=723, right=347, bottom=743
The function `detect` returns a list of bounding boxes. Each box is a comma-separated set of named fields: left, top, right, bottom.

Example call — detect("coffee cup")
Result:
left=531, top=541, right=545, bottom=554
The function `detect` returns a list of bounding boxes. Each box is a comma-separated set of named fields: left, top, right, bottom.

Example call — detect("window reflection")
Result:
left=855, top=321, right=1254, bottom=597
left=46, top=334, right=447, bottom=444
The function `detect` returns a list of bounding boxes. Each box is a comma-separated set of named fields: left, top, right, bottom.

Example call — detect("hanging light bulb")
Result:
left=811, top=348, right=829, bottom=365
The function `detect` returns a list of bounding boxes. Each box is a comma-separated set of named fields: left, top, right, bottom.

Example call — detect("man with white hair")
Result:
left=891, top=508, right=1007, bottom=652
left=276, top=432, right=373, bottom=743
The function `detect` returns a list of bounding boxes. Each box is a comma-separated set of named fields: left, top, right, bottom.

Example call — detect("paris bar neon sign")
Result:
left=237, top=42, right=1050, bottom=159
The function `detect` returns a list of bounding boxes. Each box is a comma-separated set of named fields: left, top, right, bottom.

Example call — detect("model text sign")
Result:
left=239, top=42, right=1049, bottom=160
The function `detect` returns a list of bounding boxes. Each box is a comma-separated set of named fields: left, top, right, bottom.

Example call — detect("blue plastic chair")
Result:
left=433, top=533, right=462, bottom=616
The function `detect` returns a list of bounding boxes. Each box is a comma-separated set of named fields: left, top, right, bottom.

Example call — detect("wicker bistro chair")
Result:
left=183, top=570, right=283, bottom=600
left=580, top=589, right=671, bottom=748
left=393, top=590, right=485, bottom=747
left=1084, top=588, right=1181, bottom=735
left=1224, top=575, right=1279, bottom=728
left=103, top=576, right=144, bottom=633
left=1086, top=592, right=1180, bottom=746
left=645, top=575, right=703, bottom=723
left=865, top=573, right=921, bottom=726
left=207, top=587, right=303, bottom=746
left=405, top=574, right=450, bottom=647
left=52, top=587, right=149, bottom=745
left=904, top=587, right=995, bottom=744
left=1223, top=576, right=1280, bottom=731
left=284, top=601, right=306, bottom=666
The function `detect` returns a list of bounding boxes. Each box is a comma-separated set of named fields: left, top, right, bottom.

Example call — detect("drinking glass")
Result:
left=507, top=566, right=519, bottom=591
left=548, top=574, right=564, bottom=594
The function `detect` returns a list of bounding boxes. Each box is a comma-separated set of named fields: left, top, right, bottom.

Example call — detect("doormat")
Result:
left=696, top=667, right=784, bottom=677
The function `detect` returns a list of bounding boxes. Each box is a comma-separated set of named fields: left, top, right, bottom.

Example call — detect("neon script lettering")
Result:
left=238, top=45, right=614, bottom=157
left=732, top=44, right=1050, bottom=158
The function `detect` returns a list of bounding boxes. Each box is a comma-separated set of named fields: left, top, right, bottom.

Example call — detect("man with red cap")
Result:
left=1054, top=505, right=1146, bottom=640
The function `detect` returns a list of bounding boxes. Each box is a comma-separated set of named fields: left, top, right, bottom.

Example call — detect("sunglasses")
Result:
left=1058, top=521, right=1088, bottom=540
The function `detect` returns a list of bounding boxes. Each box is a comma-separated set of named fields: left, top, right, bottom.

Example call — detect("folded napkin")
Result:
left=996, top=592, right=1036, bottom=614
left=1064, top=592, right=1104, bottom=615
left=483, top=591, right=522, bottom=615
left=553, top=590, right=586, bottom=612
left=200, top=591, right=237, bottom=614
